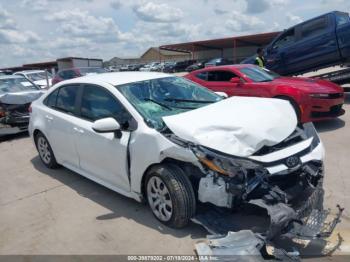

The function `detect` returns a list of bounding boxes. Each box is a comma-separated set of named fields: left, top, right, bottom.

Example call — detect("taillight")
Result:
left=0, top=104, right=5, bottom=117
left=28, top=105, right=32, bottom=113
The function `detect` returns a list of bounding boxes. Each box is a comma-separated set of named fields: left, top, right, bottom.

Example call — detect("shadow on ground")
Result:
left=0, top=131, right=29, bottom=143
left=314, top=118, right=345, bottom=133
left=344, top=92, right=350, bottom=104
left=30, top=156, right=206, bottom=240
left=30, top=155, right=343, bottom=258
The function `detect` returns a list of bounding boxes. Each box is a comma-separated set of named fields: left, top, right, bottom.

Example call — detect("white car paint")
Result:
left=29, top=72, right=324, bottom=207
left=14, top=70, right=52, bottom=89
left=163, top=96, right=297, bottom=157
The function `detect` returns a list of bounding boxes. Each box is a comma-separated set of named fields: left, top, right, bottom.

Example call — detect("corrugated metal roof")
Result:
left=159, top=31, right=280, bottom=52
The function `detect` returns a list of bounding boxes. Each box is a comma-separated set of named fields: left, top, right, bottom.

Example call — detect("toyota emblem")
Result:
left=285, top=156, right=300, bottom=168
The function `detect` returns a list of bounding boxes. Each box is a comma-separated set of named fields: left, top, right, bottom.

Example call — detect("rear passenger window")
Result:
left=55, top=85, right=79, bottom=114
left=301, top=17, right=327, bottom=39
left=80, top=85, right=132, bottom=128
left=44, top=88, right=59, bottom=108
left=59, top=70, right=76, bottom=80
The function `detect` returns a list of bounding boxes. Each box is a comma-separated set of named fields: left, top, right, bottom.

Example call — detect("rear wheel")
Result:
left=35, top=132, right=59, bottom=169
left=145, top=164, right=196, bottom=228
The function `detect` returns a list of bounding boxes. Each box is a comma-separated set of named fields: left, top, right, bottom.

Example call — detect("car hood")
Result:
left=0, top=90, right=45, bottom=105
left=163, top=97, right=297, bottom=157
left=271, top=77, right=343, bottom=93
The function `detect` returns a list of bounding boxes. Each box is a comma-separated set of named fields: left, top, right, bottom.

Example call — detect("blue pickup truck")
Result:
left=242, top=11, right=350, bottom=75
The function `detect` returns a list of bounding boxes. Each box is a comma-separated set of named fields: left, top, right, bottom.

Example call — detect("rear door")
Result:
left=72, top=84, right=133, bottom=191
left=44, top=84, right=81, bottom=169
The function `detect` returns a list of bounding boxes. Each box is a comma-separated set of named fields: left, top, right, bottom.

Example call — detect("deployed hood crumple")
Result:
left=0, top=90, right=45, bottom=105
left=163, top=97, right=297, bottom=157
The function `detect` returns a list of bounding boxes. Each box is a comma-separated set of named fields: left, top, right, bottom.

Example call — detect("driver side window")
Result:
left=80, top=85, right=132, bottom=129
left=207, top=71, right=238, bottom=82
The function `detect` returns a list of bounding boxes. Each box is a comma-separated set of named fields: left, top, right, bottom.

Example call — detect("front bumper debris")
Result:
left=193, top=181, right=343, bottom=261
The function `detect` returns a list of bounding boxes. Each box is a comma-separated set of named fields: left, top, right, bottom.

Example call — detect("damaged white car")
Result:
left=29, top=73, right=341, bottom=245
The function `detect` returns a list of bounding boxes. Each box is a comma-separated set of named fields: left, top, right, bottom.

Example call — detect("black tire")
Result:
left=35, top=132, right=59, bottom=169
left=145, top=164, right=196, bottom=228
left=275, top=96, right=301, bottom=122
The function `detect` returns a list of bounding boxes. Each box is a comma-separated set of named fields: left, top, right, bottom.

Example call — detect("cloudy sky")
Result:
left=0, top=0, right=348, bottom=67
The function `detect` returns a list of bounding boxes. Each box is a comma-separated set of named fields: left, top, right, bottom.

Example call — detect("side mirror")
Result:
left=230, top=77, right=241, bottom=83
left=92, top=117, right=122, bottom=138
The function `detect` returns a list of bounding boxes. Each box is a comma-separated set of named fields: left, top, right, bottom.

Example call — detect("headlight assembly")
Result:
left=309, top=93, right=329, bottom=98
left=192, top=146, right=264, bottom=177
left=303, top=122, right=320, bottom=150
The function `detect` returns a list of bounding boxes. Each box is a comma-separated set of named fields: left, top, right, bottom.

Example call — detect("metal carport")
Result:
left=159, top=31, right=280, bottom=63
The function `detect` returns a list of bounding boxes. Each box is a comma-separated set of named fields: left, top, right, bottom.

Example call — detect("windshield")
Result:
left=239, top=67, right=280, bottom=82
left=116, top=76, right=222, bottom=130
left=79, top=67, right=107, bottom=75
left=0, top=77, right=39, bottom=95
left=26, top=72, right=52, bottom=81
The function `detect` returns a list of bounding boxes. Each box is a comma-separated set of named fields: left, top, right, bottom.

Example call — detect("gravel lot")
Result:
left=1, top=94, right=350, bottom=257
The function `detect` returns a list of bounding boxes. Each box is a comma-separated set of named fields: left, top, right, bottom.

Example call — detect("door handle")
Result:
left=45, top=115, right=53, bottom=121
left=73, top=127, right=84, bottom=134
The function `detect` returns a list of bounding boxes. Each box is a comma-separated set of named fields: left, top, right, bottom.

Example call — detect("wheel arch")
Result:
left=140, top=158, right=202, bottom=201
left=273, top=95, right=301, bottom=121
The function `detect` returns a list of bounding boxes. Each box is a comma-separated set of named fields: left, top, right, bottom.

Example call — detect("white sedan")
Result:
left=29, top=72, right=325, bottom=228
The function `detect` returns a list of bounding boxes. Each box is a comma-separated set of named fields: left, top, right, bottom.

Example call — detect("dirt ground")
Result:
left=0, top=94, right=350, bottom=258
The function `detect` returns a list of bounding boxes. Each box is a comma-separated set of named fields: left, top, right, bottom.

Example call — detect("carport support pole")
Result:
left=233, top=39, right=237, bottom=64
left=192, top=44, right=195, bottom=60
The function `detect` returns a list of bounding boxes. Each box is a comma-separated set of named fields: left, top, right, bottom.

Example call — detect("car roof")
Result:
left=14, top=70, right=45, bottom=74
left=0, top=75, right=26, bottom=80
left=63, top=72, right=173, bottom=86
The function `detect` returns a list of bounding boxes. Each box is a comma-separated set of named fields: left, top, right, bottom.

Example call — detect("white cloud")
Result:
left=225, top=11, right=265, bottom=32
left=132, top=1, right=184, bottom=23
left=110, top=1, right=122, bottom=10
left=286, top=13, right=303, bottom=24
left=21, top=0, right=49, bottom=12
left=0, top=7, right=16, bottom=29
left=45, top=9, right=131, bottom=42
left=245, top=0, right=289, bottom=14
left=0, top=6, right=40, bottom=44
left=214, top=8, right=229, bottom=15
left=0, top=29, right=40, bottom=44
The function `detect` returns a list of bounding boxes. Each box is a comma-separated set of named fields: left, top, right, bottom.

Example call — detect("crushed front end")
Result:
left=189, top=122, right=343, bottom=259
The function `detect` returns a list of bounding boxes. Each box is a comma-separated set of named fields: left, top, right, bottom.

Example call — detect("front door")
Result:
left=73, top=84, right=134, bottom=192
left=202, top=70, right=241, bottom=97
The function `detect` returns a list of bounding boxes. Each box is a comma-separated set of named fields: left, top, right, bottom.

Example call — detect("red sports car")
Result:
left=184, top=65, right=345, bottom=123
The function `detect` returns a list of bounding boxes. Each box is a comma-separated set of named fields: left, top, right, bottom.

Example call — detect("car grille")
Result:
left=254, top=127, right=305, bottom=156
left=311, top=104, right=344, bottom=118
left=328, top=93, right=343, bottom=99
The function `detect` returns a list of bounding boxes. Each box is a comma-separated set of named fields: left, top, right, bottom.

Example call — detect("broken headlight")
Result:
left=303, top=122, right=320, bottom=150
left=192, top=146, right=264, bottom=177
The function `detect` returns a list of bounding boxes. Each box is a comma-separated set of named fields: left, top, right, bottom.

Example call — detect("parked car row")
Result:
left=108, top=57, right=234, bottom=74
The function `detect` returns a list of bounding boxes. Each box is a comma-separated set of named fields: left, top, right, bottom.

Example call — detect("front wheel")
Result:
left=145, top=164, right=196, bottom=228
